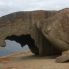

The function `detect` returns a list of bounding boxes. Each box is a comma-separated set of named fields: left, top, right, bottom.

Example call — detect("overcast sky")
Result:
left=0, top=0, right=69, bottom=16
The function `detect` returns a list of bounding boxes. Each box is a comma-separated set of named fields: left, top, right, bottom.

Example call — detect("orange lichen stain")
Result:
left=2, top=66, right=16, bottom=69
left=0, top=57, right=11, bottom=63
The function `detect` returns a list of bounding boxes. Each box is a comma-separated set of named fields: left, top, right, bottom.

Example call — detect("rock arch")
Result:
left=0, top=10, right=61, bottom=56
left=6, top=34, right=39, bottom=55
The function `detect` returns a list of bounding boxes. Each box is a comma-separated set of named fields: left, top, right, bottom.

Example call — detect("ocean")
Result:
left=0, top=40, right=29, bottom=56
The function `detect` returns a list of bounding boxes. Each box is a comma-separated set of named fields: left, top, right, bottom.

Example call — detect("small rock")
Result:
left=7, top=67, right=16, bottom=69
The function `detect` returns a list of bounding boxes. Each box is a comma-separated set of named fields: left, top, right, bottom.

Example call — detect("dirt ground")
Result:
left=0, top=51, right=69, bottom=69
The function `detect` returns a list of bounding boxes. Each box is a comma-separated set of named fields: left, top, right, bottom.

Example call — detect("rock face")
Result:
left=37, top=8, right=69, bottom=62
left=40, top=8, right=69, bottom=51
left=0, top=10, right=58, bottom=56
left=0, top=8, right=69, bottom=62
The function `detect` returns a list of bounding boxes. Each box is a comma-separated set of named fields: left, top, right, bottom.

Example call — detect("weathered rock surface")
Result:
left=0, top=8, right=69, bottom=62
left=38, top=8, right=69, bottom=62
left=0, top=10, right=58, bottom=56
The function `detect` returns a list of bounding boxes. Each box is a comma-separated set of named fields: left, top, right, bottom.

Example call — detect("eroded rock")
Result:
left=0, top=8, right=69, bottom=62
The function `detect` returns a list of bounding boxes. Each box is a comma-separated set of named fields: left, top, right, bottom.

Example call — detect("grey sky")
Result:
left=0, top=0, right=69, bottom=16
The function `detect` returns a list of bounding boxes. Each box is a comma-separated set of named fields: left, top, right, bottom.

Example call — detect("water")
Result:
left=0, top=40, right=29, bottom=56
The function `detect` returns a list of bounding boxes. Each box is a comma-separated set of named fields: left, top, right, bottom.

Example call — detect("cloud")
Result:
left=0, top=0, right=69, bottom=16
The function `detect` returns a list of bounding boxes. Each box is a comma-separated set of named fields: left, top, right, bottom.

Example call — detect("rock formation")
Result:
left=0, top=10, right=58, bottom=56
left=0, top=8, right=69, bottom=62
left=37, top=8, right=69, bottom=62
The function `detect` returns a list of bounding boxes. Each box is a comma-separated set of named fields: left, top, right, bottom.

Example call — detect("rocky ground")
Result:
left=0, top=51, right=69, bottom=69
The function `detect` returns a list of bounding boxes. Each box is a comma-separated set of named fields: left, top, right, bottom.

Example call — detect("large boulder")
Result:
left=1, top=8, right=69, bottom=62
left=0, top=10, right=58, bottom=56
left=37, top=8, right=69, bottom=62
